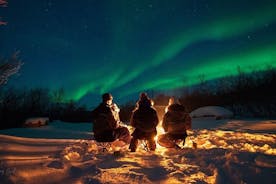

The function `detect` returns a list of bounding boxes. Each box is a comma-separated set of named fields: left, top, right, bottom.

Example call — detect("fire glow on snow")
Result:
left=0, top=120, right=275, bottom=184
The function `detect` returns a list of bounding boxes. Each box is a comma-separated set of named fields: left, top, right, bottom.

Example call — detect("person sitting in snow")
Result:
left=91, top=93, right=131, bottom=144
left=157, top=97, right=192, bottom=149
left=129, top=93, right=159, bottom=152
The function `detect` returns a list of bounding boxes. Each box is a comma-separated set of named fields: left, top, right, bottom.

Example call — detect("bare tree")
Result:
left=0, top=0, right=7, bottom=6
left=197, top=74, right=208, bottom=94
left=0, top=0, right=7, bottom=25
left=0, top=52, right=23, bottom=85
left=0, top=0, right=22, bottom=85
left=52, top=88, right=65, bottom=103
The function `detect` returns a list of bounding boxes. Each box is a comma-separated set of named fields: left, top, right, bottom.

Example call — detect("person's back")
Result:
left=158, top=101, right=191, bottom=149
left=129, top=93, right=159, bottom=152
left=131, top=103, right=158, bottom=133
left=92, top=93, right=131, bottom=143
left=163, top=103, right=191, bottom=134
left=92, top=102, right=118, bottom=138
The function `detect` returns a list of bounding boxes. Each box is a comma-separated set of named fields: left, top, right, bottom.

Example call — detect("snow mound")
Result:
left=191, top=106, right=233, bottom=119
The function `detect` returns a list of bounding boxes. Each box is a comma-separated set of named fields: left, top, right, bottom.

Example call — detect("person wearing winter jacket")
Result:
left=157, top=99, right=192, bottom=149
left=129, top=93, right=159, bottom=152
left=91, top=93, right=131, bottom=144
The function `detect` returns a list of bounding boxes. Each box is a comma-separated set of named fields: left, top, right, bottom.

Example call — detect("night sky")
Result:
left=1, top=0, right=276, bottom=106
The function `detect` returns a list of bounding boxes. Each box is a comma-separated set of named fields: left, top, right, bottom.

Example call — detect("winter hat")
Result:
left=102, top=93, right=113, bottom=102
left=138, top=93, right=152, bottom=107
left=139, top=92, right=148, bottom=101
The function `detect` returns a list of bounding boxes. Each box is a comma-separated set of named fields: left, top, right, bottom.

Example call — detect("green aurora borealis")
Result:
left=1, top=0, right=276, bottom=105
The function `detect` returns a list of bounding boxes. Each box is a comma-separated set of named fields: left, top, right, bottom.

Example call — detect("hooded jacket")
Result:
left=91, top=103, right=119, bottom=135
left=162, top=104, right=191, bottom=134
left=130, top=100, right=159, bottom=133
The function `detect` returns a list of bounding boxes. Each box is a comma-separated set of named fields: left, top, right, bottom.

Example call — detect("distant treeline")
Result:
left=0, top=66, right=275, bottom=129
left=108, top=66, right=276, bottom=123
left=154, top=66, right=276, bottom=118
left=0, top=88, right=92, bottom=129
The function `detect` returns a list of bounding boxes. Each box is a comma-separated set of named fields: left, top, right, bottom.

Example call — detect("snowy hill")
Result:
left=0, top=120, right=276, bottom=184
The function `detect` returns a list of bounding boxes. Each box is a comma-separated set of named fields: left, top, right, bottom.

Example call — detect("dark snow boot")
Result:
left=148, top=139, right=156, bottom=151
left=129, top=138, right=138, bottom=152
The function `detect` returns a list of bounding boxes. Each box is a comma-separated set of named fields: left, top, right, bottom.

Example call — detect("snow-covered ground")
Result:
left=0, top=119, right=276, bottom=184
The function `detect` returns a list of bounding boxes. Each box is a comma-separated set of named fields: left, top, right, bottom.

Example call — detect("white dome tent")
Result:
left=190, top=106, right=234, bottom=120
